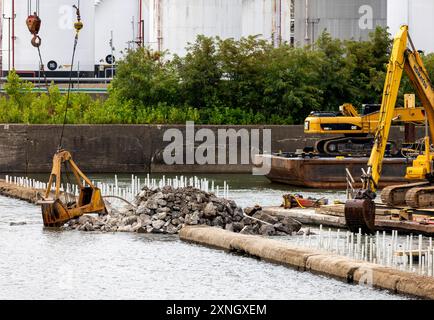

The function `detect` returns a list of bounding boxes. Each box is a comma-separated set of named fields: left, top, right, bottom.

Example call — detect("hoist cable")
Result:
left=58, top=2, right=82, bottom=151
left=37, top=45, right=50, bottom=96
left=58, top=35, right=79, bottom=151
left=27, top=0, right=50, bottom=99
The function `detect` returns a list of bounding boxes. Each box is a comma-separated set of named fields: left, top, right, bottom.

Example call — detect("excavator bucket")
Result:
left=39, top=150, right=107, bottom=228
left=40, top=187, right=106, bottom=227
left=41, top=199, right=73, bottom=228
left=344, top=199, right=376, bottom=234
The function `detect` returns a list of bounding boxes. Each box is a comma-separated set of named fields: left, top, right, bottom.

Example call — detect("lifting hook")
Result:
left=73, top=5, right=83, bottom=34
left=26, top=12, right=42, bottom=48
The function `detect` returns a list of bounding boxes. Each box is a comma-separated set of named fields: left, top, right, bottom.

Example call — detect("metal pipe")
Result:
left=8, top=16, right=11, bottom=72
left=156, top=0, right=162, bottom=51
left=0, top=0, right=2, bottom=81
left=305, top=0, right=309, bottom=44
left=12, top=0, right=14, bottom=69
left=277, top=0, right=282, bottom=46
left=110, top=30, right=114, bottom=78
left=139, top=0, right=143, bottom=46
left=103, top=195, right=136, bottom=208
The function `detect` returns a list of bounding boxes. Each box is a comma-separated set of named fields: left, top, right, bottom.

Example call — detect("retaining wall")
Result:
left=0, top=124, right=422, bottom=173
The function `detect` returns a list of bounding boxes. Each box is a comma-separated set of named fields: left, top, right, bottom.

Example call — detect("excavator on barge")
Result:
left=304, top=96, right=425, bottom=156
left=345, top=25, right=434, bottom=234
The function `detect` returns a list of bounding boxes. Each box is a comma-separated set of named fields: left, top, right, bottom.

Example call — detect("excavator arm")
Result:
left=404, top=40, right=434, bottom=138
left=345, top=25, right=434, bottom=233
left=362, top=26, right=409, bottom=194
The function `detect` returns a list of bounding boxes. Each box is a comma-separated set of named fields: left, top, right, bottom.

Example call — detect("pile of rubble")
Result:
left=66, top=186, right=302, bottom=236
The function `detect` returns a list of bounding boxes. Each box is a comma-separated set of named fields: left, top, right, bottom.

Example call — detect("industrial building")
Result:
left=294, top=0, right=387, bottom=46
left=0, top=0, right=433, bottom=78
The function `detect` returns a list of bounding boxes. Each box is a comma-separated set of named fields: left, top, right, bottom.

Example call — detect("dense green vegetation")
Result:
left=2, top=26, right=434, bottom=125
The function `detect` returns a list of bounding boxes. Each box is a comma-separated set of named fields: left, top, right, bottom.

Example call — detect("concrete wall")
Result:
left=0, top=124, right=418, bottom=174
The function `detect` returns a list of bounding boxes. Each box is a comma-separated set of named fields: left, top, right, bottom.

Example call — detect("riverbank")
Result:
left=0, top=179, right=43, bottom=204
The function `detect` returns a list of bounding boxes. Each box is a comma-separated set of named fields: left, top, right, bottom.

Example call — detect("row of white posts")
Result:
left=4, top=174, right=230, bottom=202
left=294, top=226, right=434, bottom=277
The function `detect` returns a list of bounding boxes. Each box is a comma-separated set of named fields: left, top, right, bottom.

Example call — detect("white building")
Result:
left=387, top=0, right=434, bottom=53
left=0, top=0, right=293, bottom=75
left=143, top=0, right=293, bottom=56
left=1, top=0, right=95, bottom=75
left=94, top=0, right=140, bottom=70
left=1, top=0, right=434, bottom=76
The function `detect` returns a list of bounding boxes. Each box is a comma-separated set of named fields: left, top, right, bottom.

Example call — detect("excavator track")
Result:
left=316, top=136, right=372, bottom=156
left=315, top=136, right=397, bottom=157
left=380, top=181, right=430, bottom=207
left=405, top=184, right=434, bottom=208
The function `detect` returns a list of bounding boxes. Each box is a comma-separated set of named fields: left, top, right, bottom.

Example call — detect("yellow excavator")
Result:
left=304, top=96, right=425, bottom=156
left=345, top=25, right=434, bottom=233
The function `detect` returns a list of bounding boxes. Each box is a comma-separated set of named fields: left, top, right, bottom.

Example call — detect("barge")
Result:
left=257, top=154, right=411, bottom=189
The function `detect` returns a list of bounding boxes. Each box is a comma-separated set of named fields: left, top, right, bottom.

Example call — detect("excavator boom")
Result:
left=345, top=25, right=434, bottom=233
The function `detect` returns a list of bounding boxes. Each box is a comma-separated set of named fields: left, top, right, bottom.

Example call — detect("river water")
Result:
left=0, top=174, right=408, bottom=300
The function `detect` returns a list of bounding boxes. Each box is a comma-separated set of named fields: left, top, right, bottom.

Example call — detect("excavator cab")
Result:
left=38, top=150, right=107, bottom=227
left=361, top=104, right=381, bottom=116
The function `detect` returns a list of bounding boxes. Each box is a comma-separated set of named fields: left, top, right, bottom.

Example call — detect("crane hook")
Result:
left=73, top=5, right=83, bottom=34
left=26, top=12, right=42, bottom=48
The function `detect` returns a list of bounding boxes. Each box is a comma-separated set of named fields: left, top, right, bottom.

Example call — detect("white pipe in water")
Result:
left=410, top=235, right=413, bottom=272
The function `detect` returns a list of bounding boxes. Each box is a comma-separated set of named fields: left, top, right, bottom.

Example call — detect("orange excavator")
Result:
left=345, top=25, right=434, bottom=233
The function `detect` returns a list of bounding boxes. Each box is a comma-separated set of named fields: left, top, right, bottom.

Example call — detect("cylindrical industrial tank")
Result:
left=2, top=0, right=95, bottom=75
left=294, top=0, right=387, bottom=46
left=144, top=0, right=243, bottom=56
left=241, top=0, right=292, bottom=46
left=387, top=0, right=434, bottom=53
left=94, top=0, right=139, bottom=70
left=144, top=0, right=293, bottom=56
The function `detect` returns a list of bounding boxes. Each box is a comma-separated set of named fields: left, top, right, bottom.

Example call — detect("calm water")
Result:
left=0, top=174, right=407, bottom=300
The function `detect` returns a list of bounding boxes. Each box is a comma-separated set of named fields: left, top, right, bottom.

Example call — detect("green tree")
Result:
left=110, top=48, right=180, bottom=108
left=344, top=26, right=392, bottom=107
left=315, top=31, right=352, bottom=111
left=175, top=35, right=223, bottom=109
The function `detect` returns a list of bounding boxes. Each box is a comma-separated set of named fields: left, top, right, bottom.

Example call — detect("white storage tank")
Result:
left=144, top=0, right=243, bottom=56
left=387, top=0, right=434, bottom=53
left=241, top=0, right=293, bottom=46
left=1, top=0, right=95, bottom=75
left=94, top=0, right=140, bottom=70
left=294, top=0, right=387, bottom=46
left=143, top=0, right=293, bottom=56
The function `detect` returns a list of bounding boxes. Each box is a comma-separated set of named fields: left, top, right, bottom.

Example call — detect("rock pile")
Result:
left=66, top=186, right=302, bottom=236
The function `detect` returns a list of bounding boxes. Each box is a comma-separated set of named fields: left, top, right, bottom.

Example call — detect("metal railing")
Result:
left=0, top=77, right=113, bottom=83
